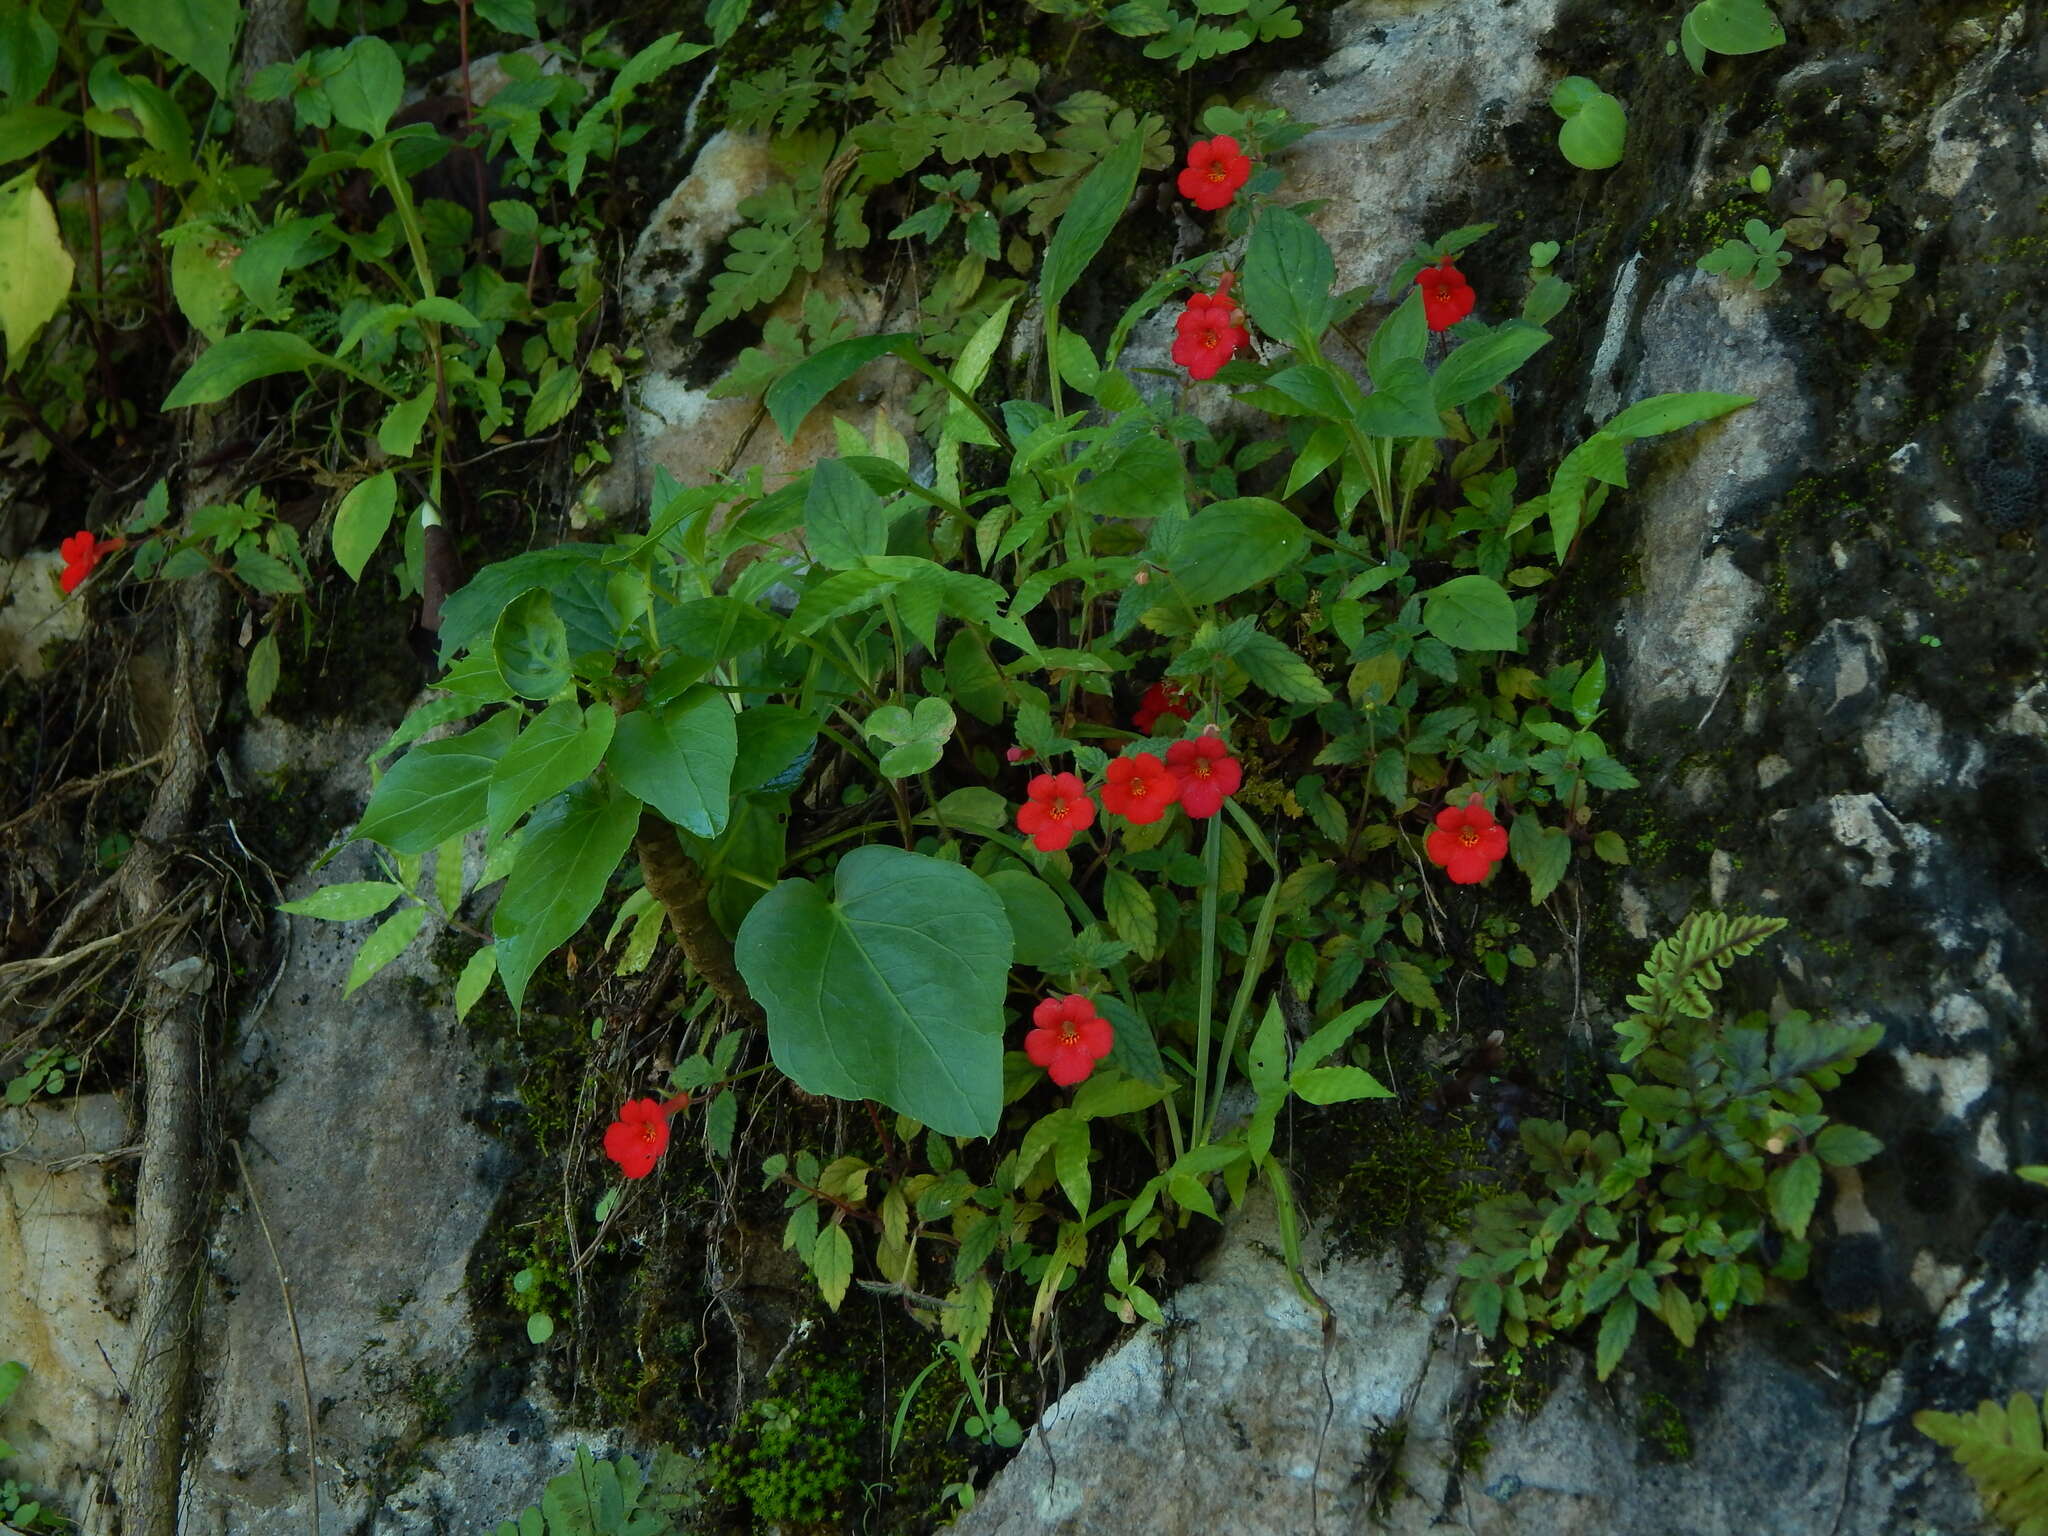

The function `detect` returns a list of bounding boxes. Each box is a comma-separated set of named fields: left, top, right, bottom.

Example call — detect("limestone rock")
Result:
left=0, top=1096, right=136, bottom=1521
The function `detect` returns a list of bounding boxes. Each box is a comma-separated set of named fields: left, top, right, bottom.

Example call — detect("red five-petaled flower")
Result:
left=1025, top=994, right=1115, bottom=1087
left=1134, top=680, right=1195, bottom=735
left=1016, top=772, right=1096, bottom=853
left=1416, top=256, right=1475, bottom=332
left=602, top=1093, right=692, bottom=1179
left=1425, top=795, right=1509, bottom=884
left=1176, top=135, right=1253, bottom=212
left=1165, top=734, right=1243, bottom=819
left=1100, top=752, right=1180, bottom=825
left=58, top=530, right=120, bottom=595
left=1172, top=291, right=1250, bottom=382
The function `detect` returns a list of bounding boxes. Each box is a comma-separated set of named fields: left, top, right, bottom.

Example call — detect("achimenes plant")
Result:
left=291, top=113, right=1752, bottom=1341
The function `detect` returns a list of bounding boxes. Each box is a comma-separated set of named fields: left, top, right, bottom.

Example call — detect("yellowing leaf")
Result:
left=0, top=169, right=72, bottom=372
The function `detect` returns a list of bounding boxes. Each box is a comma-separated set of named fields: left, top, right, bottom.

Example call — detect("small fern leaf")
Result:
left=1916, top=1392, right=2048, bottom=1533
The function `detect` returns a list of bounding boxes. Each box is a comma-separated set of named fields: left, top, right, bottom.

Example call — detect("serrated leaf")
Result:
left=1510, top=814, right=1572, bottom=904
left=1767, top=1153, right=1823, bottom=1240
left=1595, top=1294, right=1639, bottom=1380
left=1233, top=631, right=1332, bottom=703
left=1103, top=869, right=1159, bottom=960
left=812, top=1222, right=854, bottom=1309
left=246, top=632, right=280, bottom=716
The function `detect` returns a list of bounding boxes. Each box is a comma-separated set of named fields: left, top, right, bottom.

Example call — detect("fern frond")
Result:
left=727, top=48, right=827, bottom=136
left=1916, top=1392, right=2048, bottom=1533
left=1624, top=910, right=1786, bottom=1032
left=694, top=183, right=825, bottom=336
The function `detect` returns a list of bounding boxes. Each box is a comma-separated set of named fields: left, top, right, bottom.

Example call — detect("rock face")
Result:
left=174, top=721, right=577, bottom=1535
left=0, top=1097, right=135, bottom=1526
left=957, top=0, right=2048, bottom=1530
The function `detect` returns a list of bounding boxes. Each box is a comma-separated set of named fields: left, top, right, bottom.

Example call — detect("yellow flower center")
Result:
left=1458, top=825, right=1482, bottom=847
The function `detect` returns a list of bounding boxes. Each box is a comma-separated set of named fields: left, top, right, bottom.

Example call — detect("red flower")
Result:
left=1100, top=752, right=1181, bottom=824
left=1016, top=772, right=1096, bottom=852
left=1425, top=795, right=1509, bottom=884
left=1025, top=994, right=1115, bottom=1087
left=1416, top=257, right=1475, bottom=332
left=1176, top=135, right=1253, bottom=212
left=603, top=1093, right=691, bottom=1179
left=1171, top=291, right=1249, bottom=382
left=1165, top=734, right=1242, bottom=819
left=1134, top=681, right=1195, bottom=735
left=58, top=530, right=120, bottom=595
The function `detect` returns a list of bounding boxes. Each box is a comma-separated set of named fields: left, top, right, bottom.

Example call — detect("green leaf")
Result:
left=1601, top=391, right=1752, bottom=440
left=355, top=710, right=517, bottom=854
left=277, top=880, right=404, bottom=921
left=493, top=777, right=643, bottom=1011
left=246, top=632, right=280, bottom=716
left=1291, top=1064, right=1393, bottom=1105
left=735, top=846, right=1013, bottom=1138
left=103, top=0, right=239, bottom=97
left=1240, top=206, right=1335, bottom=351
left=813, top=1222, right=854, bottom=1309
left=1570, top=653, right=1608, bottom=723
left=1072, top=1073, right=1170, bottom=1121
left=1102, top=869, right=1159, bottom=960
left=0, top=1360, right=24, bottom=1407
left=805, top=456, right=887, bottom=570
left=1767, top=1153, right=1823, bottom=1239
left=331, top=470, right=398, bottom=583
left=1354, top=356, right=1442, bottom=438
left=732, top=706, right=820, bottom=795
left=944, top=628, right=1008, bottom=725
left=1366, top=288, right=1426, bottom=381
left=343, top=903, right=428, bottom=997
left=162, top=329, right=335, bottom=407
left=377, top=387, right=435, bottom=458
left=1421, top=574, right=1520, bottom=651
left=1688, top=0, right=1786, bottom=56
left=1551, top=79, right=1627, bottom=170
left=488, top=700, right=615, bottom=838
left=454, top=947, right=496, bottom=1022
left=863, top=695, right=956, bottom=778
left=610, top=690, right=737, bottom=838
left=763, top=333, right=913, bottom=442
left=327, top=35, right=403, bottom=138
left=1593, top=830, right=1630, bottom=865
left=983, top=869, right=1072, bottom=969
left=0, top=106, right=73, bottom=167
left=1595, top=1293, right=1638, bottom=1380
left=1170, top=497, right=1308, bottom=605
left=1041, top=125, right=1146, bottom=312
left=1232, top=631, right=1332, bottom=703
left=492, top=587, right=571, bottom=700
left=1814, top=1124, right=1882, bottom=1167
left=1432, top=325, right=1552, bottom=411
left=525, top=1312, right=554, bottom=1345
left=1509, top=814, right=1571, bottom=903
left=0, top=169, right=72, bottom=373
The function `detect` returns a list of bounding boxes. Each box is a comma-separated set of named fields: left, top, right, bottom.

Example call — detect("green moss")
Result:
left=708, top=1355, right=865, bottom=1529
left=1636, top=1391, right=1693, bottom=1463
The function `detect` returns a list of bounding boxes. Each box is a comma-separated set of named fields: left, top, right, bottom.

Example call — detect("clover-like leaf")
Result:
left=862, top=695, right=957, bottom=778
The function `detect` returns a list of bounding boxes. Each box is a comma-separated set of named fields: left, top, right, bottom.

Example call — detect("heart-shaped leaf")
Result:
left=735, top=846, right=1013, bottom=1138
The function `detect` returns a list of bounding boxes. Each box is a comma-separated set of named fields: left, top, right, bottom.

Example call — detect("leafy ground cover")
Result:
left=0, top=0, right=1920, bottom=1530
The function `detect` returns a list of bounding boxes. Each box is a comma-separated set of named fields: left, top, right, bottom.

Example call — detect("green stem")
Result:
left=1191, top=815, right=1222, bottom=1144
